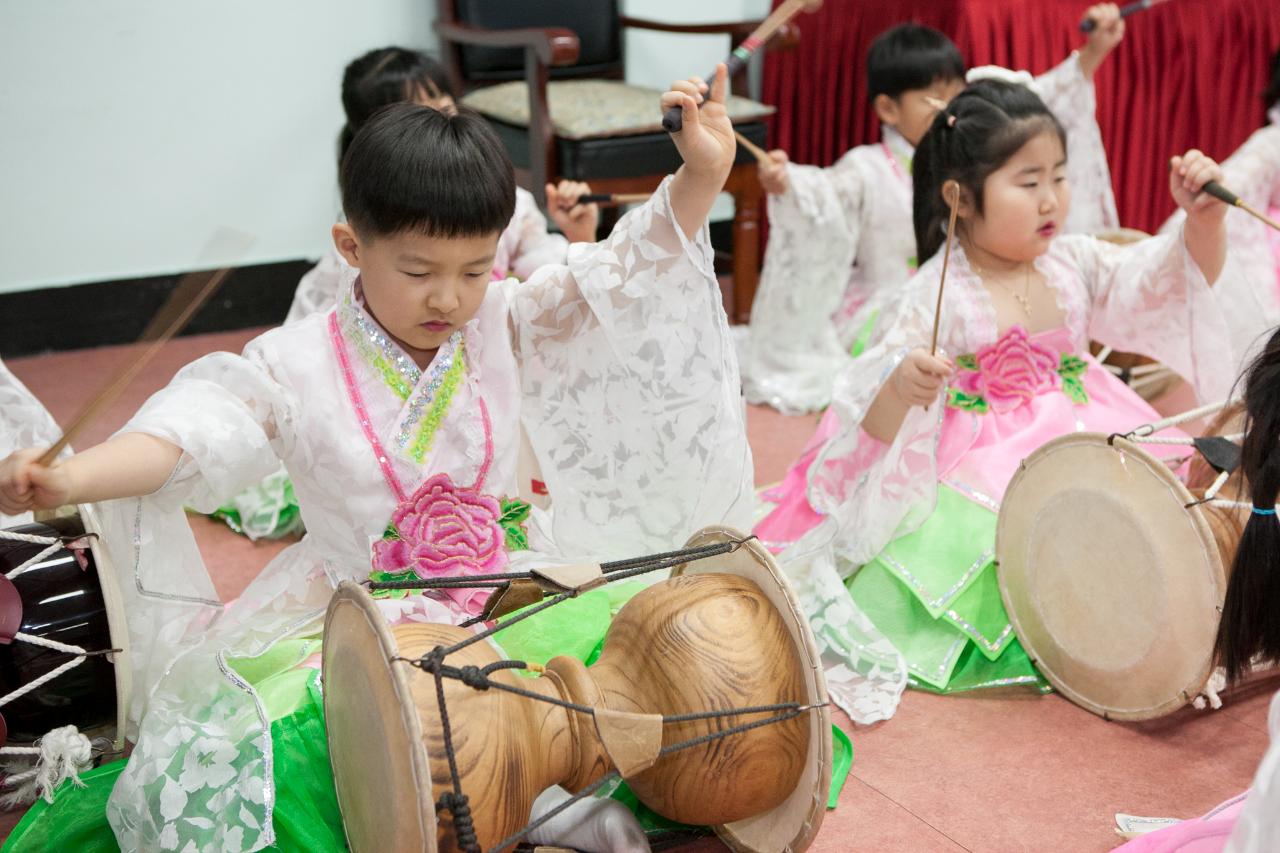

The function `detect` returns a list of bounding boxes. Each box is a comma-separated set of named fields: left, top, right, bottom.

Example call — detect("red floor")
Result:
left=4, top=329, right=1274, bottom=851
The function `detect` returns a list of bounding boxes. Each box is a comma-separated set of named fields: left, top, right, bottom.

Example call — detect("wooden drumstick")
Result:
left=1080, top=0, right=1170, bottom=32
left=37, top=231, right=252, bottom=465
left=1201, top=180, right=1280, bottom=231
left=572, top=192, right=650, bottom=207
left=930, top=182, right=961, bottom=355
left=661, top=0, right=817, bottom=133
left=733, top=130, right=772, bottom=166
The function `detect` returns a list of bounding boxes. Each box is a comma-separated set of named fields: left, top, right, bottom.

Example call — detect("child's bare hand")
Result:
left=1170, top=150, right=1227, bottom=223
left=662, top=64, right=734, bottom=182
left=546, top=180, right=599, bottom=243
left=0, top=448, right=71, bottom=515
left=759, top=150, right=790, bottom=195
left=1084, top=4, right=1124, bottom=53
left=891, top=349, right=954, bottom=407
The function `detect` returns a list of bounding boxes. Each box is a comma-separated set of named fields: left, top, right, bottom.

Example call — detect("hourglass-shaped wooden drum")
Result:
left=323, top=527, right=831, bottom=852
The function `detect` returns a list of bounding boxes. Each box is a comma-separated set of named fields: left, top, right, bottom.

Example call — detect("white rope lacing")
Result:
left=1104, top=361, right=1170, bottom=378
left=1192, top=668, right=1227, bottom=711
left=1123, top=401, right=1229, bottom=438
left=0, top=528, right=100, bottom=803
left=0, top=528, right=64, bottom=580
left=1130, top=432, right=1244, bottom=447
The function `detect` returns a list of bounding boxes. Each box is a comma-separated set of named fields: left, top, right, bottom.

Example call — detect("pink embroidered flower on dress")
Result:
left=960, top=326, right=1059, bottom=413
left=372, top=472, right=508, bottom=615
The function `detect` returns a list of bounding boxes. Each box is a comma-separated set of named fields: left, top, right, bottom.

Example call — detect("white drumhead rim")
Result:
left=676, top=526, right=832, bottom=853
left=324, top=581, right=437, bottom=853
left=996, top=433, right=1224, bottom=720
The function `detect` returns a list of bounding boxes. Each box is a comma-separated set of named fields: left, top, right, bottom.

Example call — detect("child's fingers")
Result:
left=768, top=149, right=788, bottom=165
left=668, top=80, right=704, bottom=102
left=1186, top=163, right=1216, bottom=194
left=660, top=90, right=698, bottom=114
left=556, top=180, right=588, bottom=208
left=707, top=63, right=728, bottom=106
left=673, top=93, right=700, bottom=132
left=0, top=491, right=32, bottom=515
left=27, top=462, right=60, bottom=495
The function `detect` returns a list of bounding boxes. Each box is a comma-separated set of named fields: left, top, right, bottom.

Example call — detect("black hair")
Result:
left=912, top=80, right=1067, bottom=262
left=340, top=103, right=515, bottom=241
left=1265, top=46, right=1280, bottom=116
left=1214, top=326, right=1280, bottom=684
left=866, top=24, right=967, bottom=101
left=339, top=47, right=455, bottom=168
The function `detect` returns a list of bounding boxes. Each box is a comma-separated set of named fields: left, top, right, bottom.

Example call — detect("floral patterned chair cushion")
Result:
left=462, top=79, right=775, bottom=140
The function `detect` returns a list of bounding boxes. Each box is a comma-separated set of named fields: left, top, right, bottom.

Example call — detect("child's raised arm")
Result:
left=0, top=432, right=183, bottom=515
left=1170, top=149, right=1229, bottom=284
left=1077, top=3, right=1125, bottom=80
left=664, top=64, right=736, bottom=240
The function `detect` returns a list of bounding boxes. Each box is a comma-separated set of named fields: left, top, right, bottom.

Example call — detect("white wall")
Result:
left=0, top=0, right=435, bottom=294
left=0, top=0, right=768, bottom=295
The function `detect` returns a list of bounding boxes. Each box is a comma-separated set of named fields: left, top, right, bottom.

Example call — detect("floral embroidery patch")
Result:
left=499, top=497, right=532, bottom=552
left=1056, top=354, right=1089, bottom=405
left=946, top=326, right=1089, bottom=413
left=368, top=481, right=531, bottom=600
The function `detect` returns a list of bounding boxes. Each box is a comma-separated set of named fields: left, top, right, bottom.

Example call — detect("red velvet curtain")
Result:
left=761, top=0, right=1280, bottom=233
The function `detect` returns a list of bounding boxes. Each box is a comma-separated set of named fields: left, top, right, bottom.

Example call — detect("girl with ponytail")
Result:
left=1215, top=325, right=1280, bottom=683
left=1111, top=330, right=1280, bottom=853
left=756, top=79, right=1239, bottom=718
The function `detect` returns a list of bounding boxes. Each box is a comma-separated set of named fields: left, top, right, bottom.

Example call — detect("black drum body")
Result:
left=0, top=517, right=117, bottom=743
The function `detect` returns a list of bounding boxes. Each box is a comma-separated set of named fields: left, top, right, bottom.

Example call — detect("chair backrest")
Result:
left=447, top=0, right=622, bottom=84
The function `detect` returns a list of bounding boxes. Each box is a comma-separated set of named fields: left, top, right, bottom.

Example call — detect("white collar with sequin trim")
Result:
left=882, top=125, right=915, bottom=165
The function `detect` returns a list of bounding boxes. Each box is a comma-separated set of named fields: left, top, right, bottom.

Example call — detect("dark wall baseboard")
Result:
left=0, top=222, right=740, bottom=360
left=0, top=260, right=314, bottom=359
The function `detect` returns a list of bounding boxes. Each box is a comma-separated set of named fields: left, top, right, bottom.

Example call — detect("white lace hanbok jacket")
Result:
left=742, top=54, right=1121, bottom=414
left=97, top=178, right=754, bottom=852
left=0, top=359, right=63, bottom=526
left=1161, top=114, right=1280, bottom=372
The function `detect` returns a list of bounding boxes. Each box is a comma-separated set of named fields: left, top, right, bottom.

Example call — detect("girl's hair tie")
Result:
left=946, top=114, right=958, bottom=128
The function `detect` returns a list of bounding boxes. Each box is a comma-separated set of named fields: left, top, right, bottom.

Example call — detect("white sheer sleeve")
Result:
left=1226, top=689, right=1280, bottom=852
left=768, top=265, right=954, bottom=724
left=1062, top=232, right=1236, bottom=403
left=503, top=175, right=754, bottom=559
left=95, top=339, right=301, bottom=722
left=1162, top=125, right=1280, bottom=368
left=741, top=156, right=865, bottom=414
left=1029, top=54, right=1119, bottom=234
left=503, top=187, right=570, bottom=281
left=0, top=359, right=63, bottom=525
left=284, top=249, right=348, bottom=324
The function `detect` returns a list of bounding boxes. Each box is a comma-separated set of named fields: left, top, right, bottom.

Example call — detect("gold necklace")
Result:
left=972, top=260, right=1033, bottom=317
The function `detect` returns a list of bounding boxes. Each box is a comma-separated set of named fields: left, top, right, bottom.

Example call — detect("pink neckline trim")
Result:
left=329, top=312, right=495, bottom=500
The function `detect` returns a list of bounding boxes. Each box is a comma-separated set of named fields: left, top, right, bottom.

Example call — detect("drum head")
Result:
left=324, top=583, right=437, bottom=853
left=676, top=527, right=832, bottom=852
left=996, top=434, right=1226, bottom=720
left=79, top=504, right=132, bottom=750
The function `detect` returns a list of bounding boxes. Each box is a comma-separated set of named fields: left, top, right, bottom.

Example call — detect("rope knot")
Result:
left=417, top=646, right=447, bottom=675
left=457, top=665, right=489, bottom=690
left=437, top=791, right=479, bottom=851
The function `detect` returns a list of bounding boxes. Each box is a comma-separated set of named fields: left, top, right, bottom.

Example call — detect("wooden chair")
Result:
left=434, top=0, right=796, bottom=321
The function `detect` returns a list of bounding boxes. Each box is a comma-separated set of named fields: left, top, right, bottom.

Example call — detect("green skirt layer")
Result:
left=3, top=667, right=344, bottom=852
left=6, top=581, right=851, bottom=852
left=847, top=484, right=1050, bottom=694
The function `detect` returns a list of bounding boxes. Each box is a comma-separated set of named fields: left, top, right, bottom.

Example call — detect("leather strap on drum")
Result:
left=592, top=709, right=663, bottom=778
left=531, top=563, right=606, bottom=594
